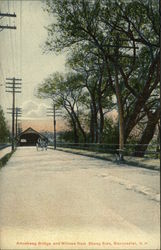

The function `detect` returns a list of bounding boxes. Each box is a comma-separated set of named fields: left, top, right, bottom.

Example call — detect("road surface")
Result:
left=0, top=147, right=160, bottom=249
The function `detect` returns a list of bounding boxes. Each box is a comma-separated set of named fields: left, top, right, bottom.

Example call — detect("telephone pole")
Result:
left=47, top=104, right=61, bottom=150
left=15, top=108, right=22, bottom=138
left=159, top=0, right=161, bottom=157
left=6, top=78, right=22, bottom=150
left=0, top=12, right=16, bottom=31
left=7, top=107, right=22, bottom=138
left=53, top=105, right=56, bottom=150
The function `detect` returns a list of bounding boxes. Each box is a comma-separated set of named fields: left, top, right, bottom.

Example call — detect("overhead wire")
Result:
left=13, top=0, right=18, bottom=77
left=0, top=62, right=5, bottom=84
left=13, top=0, right=18, bottom=112
left=8, top=0, right=15, bottom=77
left=16, top=0, right=23, bottom=128
left=20, top=0, right=22, bottom=77
left=3, top=1, right=17, bottom=125
left=0, top=2, right=11, bottom=112
left=0, top=2, right=11, bottom=78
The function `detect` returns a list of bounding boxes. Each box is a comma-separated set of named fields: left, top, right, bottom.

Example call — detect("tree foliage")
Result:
left=0, top=106, right=10, bottom=143
left=37, top=0, right=160, bottom=156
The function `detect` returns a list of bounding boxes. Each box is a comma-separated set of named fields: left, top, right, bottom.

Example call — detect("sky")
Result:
left=0, top=0, right=67, bottom=132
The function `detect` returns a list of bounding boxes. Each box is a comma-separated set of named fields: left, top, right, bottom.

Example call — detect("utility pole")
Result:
left=7, top=107, right=22, bottom=138
left=15, top=108, right=22, bottom=138
left=18, top=122, right=22, bottom=135
left=53, top=105, right=56, bottom=150
left=47, top=104, right=61, bottom=150
left=6, top=78, right=22, bottom=151
left=0, top=12, right=16, bottom=31
left=159, top=0, right=161, bottom=158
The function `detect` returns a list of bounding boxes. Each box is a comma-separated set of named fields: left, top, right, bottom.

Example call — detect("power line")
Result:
left=19, top=0, right=22, bottom=77
left=13, top=0, right=19, bottom=76
left=0, top=1, right=22, bottom=130
left=0, top=62, right=5, bottom=85
left=7, top=1, right=15, bottom=76
left=0, top=62, right=11, bottom=113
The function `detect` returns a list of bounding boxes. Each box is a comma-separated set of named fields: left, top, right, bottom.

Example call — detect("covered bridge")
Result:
left=17, top=127, right=48, bottom=146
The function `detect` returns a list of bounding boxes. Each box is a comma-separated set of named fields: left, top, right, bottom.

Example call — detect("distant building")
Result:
left=17, top=127, right=48, bottom=146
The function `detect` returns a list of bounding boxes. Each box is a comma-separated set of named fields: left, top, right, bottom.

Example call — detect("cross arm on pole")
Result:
left=0, top=13, right=16, bottom=17
left=0, top=25, right=16, bottom=30
left=6, top=78, right=22, bottom=81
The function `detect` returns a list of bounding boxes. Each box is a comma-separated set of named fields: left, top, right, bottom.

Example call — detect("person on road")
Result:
left=36, top=137, right=41, bottom=151
left=36, top=137, right=48, bottom=151
left=44, top=140, right=48, bottom=150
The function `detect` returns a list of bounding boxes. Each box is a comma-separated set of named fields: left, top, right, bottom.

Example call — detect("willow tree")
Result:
left=44, top=0, right=159, bottom=158
left=37, top=72, right=87, bottom=143
left=66, top=44, right=114, bottom=143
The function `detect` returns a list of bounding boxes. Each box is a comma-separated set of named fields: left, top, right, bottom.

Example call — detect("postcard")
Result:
left=0, top=1, right=160, bottom=249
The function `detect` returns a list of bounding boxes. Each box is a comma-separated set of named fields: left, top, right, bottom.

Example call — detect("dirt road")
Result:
left=0, top=147, right=160, bottom=249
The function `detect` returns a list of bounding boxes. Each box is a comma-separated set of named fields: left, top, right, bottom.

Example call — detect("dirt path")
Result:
left=0, top=147, right=160, bottom=249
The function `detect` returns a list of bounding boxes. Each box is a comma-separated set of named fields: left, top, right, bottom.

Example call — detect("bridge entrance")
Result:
left=17, top=127, right=48, bottom=146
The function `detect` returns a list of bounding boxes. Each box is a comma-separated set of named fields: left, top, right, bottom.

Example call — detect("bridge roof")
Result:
left=17, top=127, right=48, bottom=140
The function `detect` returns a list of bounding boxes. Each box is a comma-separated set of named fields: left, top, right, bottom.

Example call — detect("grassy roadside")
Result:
left=56, top=147, right=160, bottom=171
left=0, top=149, right=15, bottom=168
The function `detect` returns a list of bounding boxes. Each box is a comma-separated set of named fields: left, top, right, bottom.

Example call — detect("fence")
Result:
left=0, top=143, right=11, bottom=150
left=56, top=142, right=160, bottom=159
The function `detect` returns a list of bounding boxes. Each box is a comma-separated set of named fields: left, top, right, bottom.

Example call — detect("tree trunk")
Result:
left=70, top=107, right=87, bottom=143
left=73, top=122, right=79, bottom=143
left=65, top=107, right=79, bottom=143
left=155, top=123, right=160, bottom=159
left=124, top=93, right=150, bottom=142
left=90, top=100, right=98, bottom=143
left=90, top=104, right=95, bottom=143
left=115, top=66, right=124, bottom=161
left=124, top=54, right=159, bottom=142
left=98, top=86, right=104, bottom=143
left=98, top=103, right=104, bottom=143
left=134, top=106, right=160, bottom=157
left=93, top=103, right=98, bottom=143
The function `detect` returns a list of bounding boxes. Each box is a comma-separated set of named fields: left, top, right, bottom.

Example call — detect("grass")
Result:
left=0, top=150, right=15, bottom=168
left=56, top=147, right=160, bottom=171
